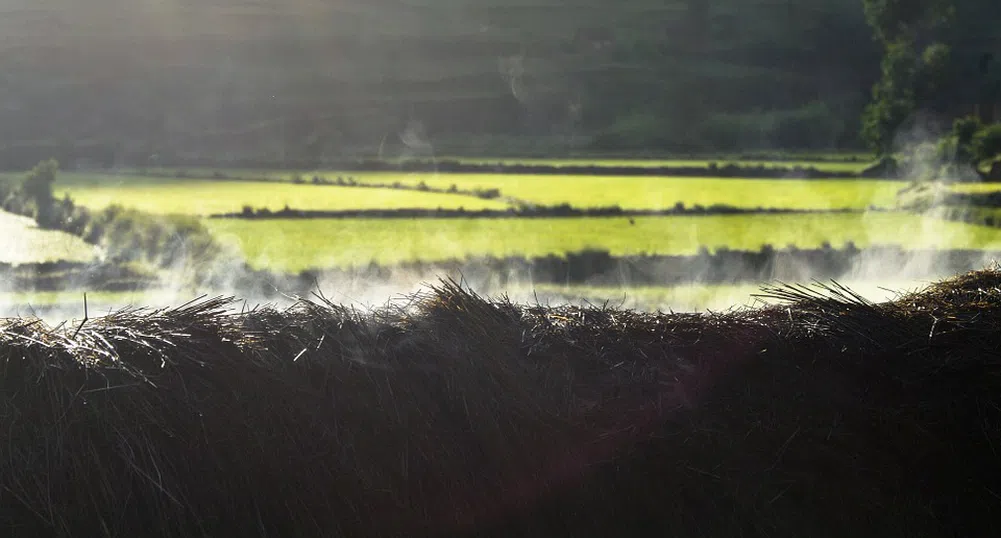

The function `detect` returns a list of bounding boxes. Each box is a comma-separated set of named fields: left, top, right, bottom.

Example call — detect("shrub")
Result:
left=473, top=188, right=501, bottom=200
left=22, top=159, right=59, bottom=228
left=973, top=123, right=1001, bottom=168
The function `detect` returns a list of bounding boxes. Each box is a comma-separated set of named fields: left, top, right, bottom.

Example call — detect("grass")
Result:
left=0, top=211, right=98, bottom=265
left=32, top=170, right=918, bottom=213
left=49, top=173, right=510, bottom=216
left=205, top=212, right=1001, bottom=273
left=328, top=172, right=907, bottom=210
left=943, top=182, right=1001, bottom=194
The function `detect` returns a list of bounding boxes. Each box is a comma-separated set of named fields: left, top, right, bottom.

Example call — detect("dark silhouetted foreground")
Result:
left=2, top=271, right=1000, bottom=537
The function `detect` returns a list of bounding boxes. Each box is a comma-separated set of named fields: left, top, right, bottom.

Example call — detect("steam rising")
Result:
left=7, top=115, right=1001, bottom=326
left=3, top=3, right=1000, bottom=324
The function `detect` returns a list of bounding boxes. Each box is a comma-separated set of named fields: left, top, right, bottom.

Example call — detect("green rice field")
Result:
left=344, top=173, right=911, bottom=210
left=51, top=174, right=508, bottom=216
left=43, top=171, right=1001, bottom=216
left=206, top=212, right=1001, bottom=273
left=50, top=172, right=915, bottom=213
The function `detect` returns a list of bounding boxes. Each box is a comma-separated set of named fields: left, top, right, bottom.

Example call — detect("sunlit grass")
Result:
left=40, top=170, right=914, bottom=212
left=0, top=211, right=98, bottom=265
left=944, top=182, right=1001, bottom=194
left=53, top=173, right=509, bottom=215
left=328, top=172, right=907, bottom=210
left=205, top=212, right=1001, bottom=273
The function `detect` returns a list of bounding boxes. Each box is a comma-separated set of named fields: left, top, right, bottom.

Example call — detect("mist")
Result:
left=1, top=0, right=999, bottom=324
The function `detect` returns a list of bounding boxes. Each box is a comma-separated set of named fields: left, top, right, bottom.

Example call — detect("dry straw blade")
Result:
left=1, top=272, right=1000, bottom=537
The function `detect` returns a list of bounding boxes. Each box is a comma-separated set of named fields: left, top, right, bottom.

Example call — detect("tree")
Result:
left=934, top=116, right=1001, bottom=179
left=861, top=0, right=1001, bottom=156
left=22, top=158, right=59, bottom=228
left=972, top=123, right=1001, bottom=178
left=860, top=0, right=954, bottom=155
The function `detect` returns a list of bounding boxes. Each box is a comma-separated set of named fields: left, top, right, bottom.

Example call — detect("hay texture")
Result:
left=2, top=272, right=1001, bottom=537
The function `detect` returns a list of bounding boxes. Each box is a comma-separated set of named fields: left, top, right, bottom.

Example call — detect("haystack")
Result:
left=2, top=271, right=1000, bottom=537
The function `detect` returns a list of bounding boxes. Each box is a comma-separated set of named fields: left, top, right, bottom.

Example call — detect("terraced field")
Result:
left=341, top=173, right=910, bottom=210
left=51, top=174, right=508, bottom=216
left=205, top=212, right=1001, bottom=273
left=48, top=171, right=912, bottom=213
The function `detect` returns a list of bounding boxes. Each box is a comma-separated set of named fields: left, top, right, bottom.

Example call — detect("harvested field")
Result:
left=0, top=210, right=98, bottom=265
left=2, top=270, right=1001, bottom=537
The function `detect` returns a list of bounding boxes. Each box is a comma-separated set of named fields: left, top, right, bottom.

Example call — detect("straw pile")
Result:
left=2, top=271, right=1000, bottom=537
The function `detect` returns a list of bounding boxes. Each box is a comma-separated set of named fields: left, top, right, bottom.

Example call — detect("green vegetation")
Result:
left=343, top=173, right=908, bottom=210
left=395, top=157, right=876, bottom=173
left=52, top=174, right=510, bottom=216
left=20, top=159, right=60, bottom=228
left=0, top=0, right=884, bottom=169
left=206, top=213, right=1001, bottom=273
left=44, top=171, right=916, bottom=214
left=2, top=168, right=226, bottom=274
left=862, top=0, right=1000, bottom=156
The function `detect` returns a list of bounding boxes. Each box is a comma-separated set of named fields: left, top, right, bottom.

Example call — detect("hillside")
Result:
left=0, top=0, right=879, bottom=167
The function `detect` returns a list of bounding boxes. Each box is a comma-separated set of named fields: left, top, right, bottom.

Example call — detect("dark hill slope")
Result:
left=0, top=0, right=877, bottom=165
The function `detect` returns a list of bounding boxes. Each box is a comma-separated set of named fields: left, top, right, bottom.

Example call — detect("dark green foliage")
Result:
left=0, top=0, right=884, bottom=161
left=473, top=187, right=502, bottom=200
left=861, top=42, right=929, bottom=155
left=862, top=0, right=954, bottom=44
left=861, top=0, right=1001, bottom=155
left=927, top=116, right=1001, bottom=178
left=2, top=161, right=225, bottom=278
left=972, top=122, right=1001, bottom=165
left=21, top=158, right=59, bottom=228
